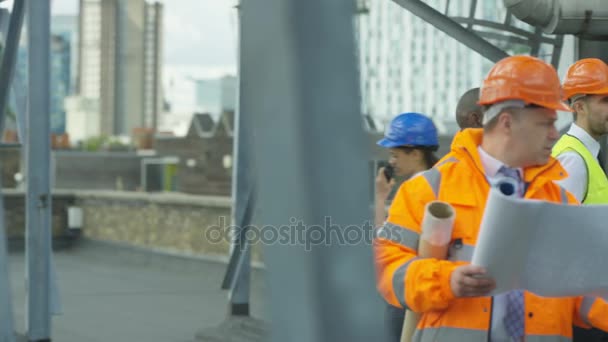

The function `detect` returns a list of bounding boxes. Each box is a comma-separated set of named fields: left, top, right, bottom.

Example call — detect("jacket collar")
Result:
left=449, top=128, right=567, bottom=184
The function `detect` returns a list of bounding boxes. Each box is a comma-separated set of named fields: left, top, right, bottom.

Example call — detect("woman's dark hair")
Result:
left=422, top=149, right=439, bottom=168
left=397, top=146, right=439, bottom=169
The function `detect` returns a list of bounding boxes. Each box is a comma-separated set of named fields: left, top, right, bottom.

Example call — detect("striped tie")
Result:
left=498, top=165, right=525, bottom=339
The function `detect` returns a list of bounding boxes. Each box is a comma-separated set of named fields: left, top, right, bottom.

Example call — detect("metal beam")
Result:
left=467, top=0, right=477, bottom=29
left=26, top=1, right=53, bottom=340
left=0, top=172, right=16, bottom=342
left=228, top=228, right=252, bottom=316
left=221, top=2, right=255, bottom=316
left=225, top=193, right=254, bottom=315
left=529, top=27, right=543, bottom=56
left=504, top=8, right=513, bottom=25
left=221, top=229, right=244, bottom=290
left=221, top=193, right=254, bottom=295
left=0, top=5, right=22, bottom=341
left=450, top=17, right=559, bottom=45
left=451, top=17, right=564, bottom=68
left=392, top=0, right=509, bottom=62
left=242, top=0, right=386, bottom=340
left=0, top=0, right=24, bottom=135
left=475, top=31, right=530, bottom=47
left=550, top=34, right=563, bottom=69
left=10, top=73, right=26, bottom=142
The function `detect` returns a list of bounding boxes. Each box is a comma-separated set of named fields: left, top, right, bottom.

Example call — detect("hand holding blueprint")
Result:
left=471, top=184, right=608, bottom=298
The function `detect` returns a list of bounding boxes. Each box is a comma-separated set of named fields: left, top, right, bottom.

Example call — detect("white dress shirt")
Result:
left=478, top=146, right=523, bottom=342
left=555, top=123, right=600, bottom=202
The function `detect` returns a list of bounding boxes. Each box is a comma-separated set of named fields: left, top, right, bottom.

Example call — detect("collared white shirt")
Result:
left=478, top=146, right=523, bottom=342
left=555, top=123, right=600, bottom=202
left=477, top=146, right=523, bottom=185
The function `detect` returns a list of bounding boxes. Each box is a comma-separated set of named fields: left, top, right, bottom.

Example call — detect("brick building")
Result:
left=154, top=112, right=233, bottom=196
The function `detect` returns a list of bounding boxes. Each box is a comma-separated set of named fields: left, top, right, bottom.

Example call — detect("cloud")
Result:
left=51, top=0, right=79, bottom=15
left=50, top=0, right=238, bottom=67
left=162, top=0, right=237, bottom=67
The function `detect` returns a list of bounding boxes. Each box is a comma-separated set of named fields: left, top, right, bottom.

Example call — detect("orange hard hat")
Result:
left=478, top=55, right=571, bottom=112
left=562, top=58, right=608, bottom=101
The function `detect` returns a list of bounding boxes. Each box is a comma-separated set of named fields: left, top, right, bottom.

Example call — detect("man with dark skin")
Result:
left=455, top=87, right=483, bottom=129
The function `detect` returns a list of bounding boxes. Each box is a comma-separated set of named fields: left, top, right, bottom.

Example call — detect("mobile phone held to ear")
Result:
left=383, top=164, right=394, bottom=182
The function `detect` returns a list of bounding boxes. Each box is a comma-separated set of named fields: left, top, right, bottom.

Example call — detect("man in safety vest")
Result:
left=553, top=58, right=608, bottom=204
left=374, top=55, right=608, bottom=341
left=552, top=58, right=608, bottom=341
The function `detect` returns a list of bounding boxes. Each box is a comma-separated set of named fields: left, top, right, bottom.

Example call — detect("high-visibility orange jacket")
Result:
left=374, top=128, right=608, bottom=341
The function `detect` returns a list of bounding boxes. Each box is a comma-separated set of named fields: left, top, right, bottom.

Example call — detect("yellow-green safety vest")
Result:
left=552, top=134, right=608, bottom=204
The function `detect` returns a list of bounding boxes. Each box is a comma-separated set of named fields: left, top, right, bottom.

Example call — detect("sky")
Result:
left=0, top=0, right=239, bottom=135
left=48, top=0, right=238, bottom=72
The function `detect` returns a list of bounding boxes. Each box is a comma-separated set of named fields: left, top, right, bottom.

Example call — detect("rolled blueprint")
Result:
left=401, top=201, right=455, bottom=342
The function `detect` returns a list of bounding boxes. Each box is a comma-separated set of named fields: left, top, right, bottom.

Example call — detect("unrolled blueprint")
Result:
left=471, top=187, right=608, bottom=298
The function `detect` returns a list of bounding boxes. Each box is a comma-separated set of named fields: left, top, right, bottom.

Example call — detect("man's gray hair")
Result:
left=482, top=100, right=526, bottom=125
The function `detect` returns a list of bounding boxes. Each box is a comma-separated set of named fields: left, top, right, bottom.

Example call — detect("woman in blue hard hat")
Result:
left=373, top=112, right=439, bottom=342
left=374, top=112, right=440, bottom=226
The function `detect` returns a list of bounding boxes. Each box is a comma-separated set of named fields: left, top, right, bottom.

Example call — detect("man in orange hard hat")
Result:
left=553, top=58, right=608, bottom=203
left=552, top=58, right=608, bottom=341
left=374, top=55, right=608, bottom=341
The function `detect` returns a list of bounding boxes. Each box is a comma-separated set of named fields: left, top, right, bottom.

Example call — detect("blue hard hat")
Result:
left=377, top=112, right=439, bottom=148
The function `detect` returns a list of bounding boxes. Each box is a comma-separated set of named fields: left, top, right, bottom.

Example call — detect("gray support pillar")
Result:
left=26, top=1, right=53, bottom=340
left=242, top=0, right=387, bottom=341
